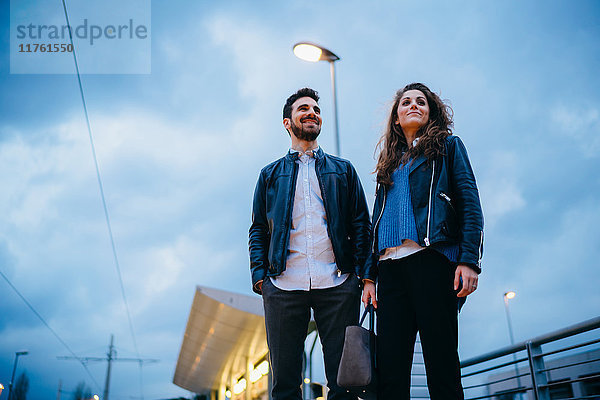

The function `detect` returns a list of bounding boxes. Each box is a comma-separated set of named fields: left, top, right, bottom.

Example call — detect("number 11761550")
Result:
left=18, top=43, right=73, bottom=52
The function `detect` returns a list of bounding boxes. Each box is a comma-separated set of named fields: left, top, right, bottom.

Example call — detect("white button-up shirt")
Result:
left=270, top=148, right=349, bottom=291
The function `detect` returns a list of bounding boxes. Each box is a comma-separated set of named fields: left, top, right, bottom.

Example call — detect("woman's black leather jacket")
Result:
left=249, top=148, right=371, bottom=294
left=363, top=135, right=484, bottom=282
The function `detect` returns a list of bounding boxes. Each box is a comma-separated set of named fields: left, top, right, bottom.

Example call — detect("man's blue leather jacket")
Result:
left=249, top=148, right=371, bottom=294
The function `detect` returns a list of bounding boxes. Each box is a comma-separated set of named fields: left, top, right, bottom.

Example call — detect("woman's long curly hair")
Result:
left=375, top=83, right=454, bottom=187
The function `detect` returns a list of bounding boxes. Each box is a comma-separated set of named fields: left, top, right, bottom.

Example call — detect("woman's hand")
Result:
left=455, top=264, right=478, bottom=297
left=362, top=280, right=378, bottom=308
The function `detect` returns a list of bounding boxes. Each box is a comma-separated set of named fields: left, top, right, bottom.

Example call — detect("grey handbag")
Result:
left=337, top=304, right=377, bottom=399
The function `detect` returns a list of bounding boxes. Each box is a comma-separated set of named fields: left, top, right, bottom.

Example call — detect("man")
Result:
left=249, top=88, right=370, bottom=400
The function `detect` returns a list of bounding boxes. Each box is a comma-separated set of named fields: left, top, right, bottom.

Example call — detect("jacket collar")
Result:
left=313, top=147, right=324, bottom=159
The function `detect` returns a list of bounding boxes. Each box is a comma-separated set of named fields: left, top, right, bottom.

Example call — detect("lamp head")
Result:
left=504, top=291, right=516, bottom=300
left=293, top=42, right=340, bottom=63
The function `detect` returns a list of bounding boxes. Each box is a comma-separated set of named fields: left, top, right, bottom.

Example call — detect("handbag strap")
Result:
left=359, top=304, right=375, bottom=332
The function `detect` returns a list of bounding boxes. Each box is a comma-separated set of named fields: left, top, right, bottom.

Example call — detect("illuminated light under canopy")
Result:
left=256, top=360, right=269, bottom=376
left=504, top=291, right=516, bottom=300
left=233, top=378, right=247, bottom=395
left=249, top=368, right=262, bottom=383
left=293, top=43, right=322, bottom=62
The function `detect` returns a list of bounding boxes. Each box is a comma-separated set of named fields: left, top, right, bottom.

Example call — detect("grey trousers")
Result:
left=262, top=275, right=361, bottom=400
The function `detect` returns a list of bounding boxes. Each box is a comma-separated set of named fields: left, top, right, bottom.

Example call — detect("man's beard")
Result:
left=290, top=119, right=321, bottom=142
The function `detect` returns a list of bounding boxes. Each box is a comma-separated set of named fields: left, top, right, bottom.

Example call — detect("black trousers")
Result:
left=262, top=275, right=361, bottom=400
left=376, top=249, right=464, bottom=400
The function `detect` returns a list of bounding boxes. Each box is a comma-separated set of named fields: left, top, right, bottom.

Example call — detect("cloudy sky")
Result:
left=1, top=0, right=599, bottom=399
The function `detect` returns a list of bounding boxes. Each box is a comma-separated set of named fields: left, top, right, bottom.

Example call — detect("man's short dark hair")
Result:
left=283, top=88, right=320, bottom=119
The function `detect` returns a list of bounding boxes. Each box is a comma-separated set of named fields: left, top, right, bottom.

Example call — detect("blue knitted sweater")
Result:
left=378, top=164, right=417, bottom=251
left=378, top=163, right=459, bottom=263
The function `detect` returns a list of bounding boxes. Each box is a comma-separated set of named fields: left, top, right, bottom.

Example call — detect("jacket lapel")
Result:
left=409, top=155, right=427, bottom=174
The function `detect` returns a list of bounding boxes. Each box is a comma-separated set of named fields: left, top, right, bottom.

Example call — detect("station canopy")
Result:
left=173, top=286, right=267, bottom=394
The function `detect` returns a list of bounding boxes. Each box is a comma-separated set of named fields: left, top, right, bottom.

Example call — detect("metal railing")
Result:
left=460, top=316, right=600, bottom=400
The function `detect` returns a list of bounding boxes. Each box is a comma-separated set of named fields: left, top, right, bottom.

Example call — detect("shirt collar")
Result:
left=289, top=146, right=320, bottom=158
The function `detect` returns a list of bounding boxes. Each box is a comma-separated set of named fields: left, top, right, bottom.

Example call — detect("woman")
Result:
left=361, top=83, right=483, bottom=399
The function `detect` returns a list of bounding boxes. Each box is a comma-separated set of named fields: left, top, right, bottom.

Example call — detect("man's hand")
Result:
left=455, top=264, right=478, bottom=297
left=362, top=280, right=377, bottom=308
left=256, top=280, right=263, bottom=293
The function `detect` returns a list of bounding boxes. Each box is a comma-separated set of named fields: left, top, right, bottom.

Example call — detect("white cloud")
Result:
left=0, top=109, right=246, bottom=397
left=0, top=123, right=88, bottom=231
left=551, top=104, right=600, bottom=158
left=206, top=16, right=289, bottom=101
left=478, top=151, right=526, bottom=228
left=132, top=233, right=238, bottom=309
left=204, top=15, right=302, bottom=153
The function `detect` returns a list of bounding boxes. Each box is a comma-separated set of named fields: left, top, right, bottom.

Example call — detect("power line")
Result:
left=60, top=0, right=140, bottom=360
left=0, top=268, right=102, bottom=391
left=59, top=1, right=143, bottom=398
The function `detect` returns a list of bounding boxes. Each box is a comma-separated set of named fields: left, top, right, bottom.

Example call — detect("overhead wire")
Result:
left=0, top=268, right=102, bottom=392
left=59, top=0, right=144, bottom=398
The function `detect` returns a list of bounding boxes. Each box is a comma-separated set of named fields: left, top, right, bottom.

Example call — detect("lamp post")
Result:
left=503, top=291, right=523, bottom=399
left=503, top=291, right=516, bottom=344
left=8, top=351, right=28, bottom=400
left=293, top=42, right=341, bottom=156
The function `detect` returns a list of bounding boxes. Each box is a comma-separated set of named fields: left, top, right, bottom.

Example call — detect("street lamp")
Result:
left=503, top=291, right=516, bottom=343
left=8, top=351, right=28, bottom=400
left=293, top=42, right=342, bottom=156
left=503, top=291, right=522, bottom=399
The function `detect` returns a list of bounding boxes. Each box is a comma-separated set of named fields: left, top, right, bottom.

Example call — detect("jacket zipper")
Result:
left=371, top=185, right=386, bottom=253
left=424, top=160, right=435, bottom=246
left=478, top=230, right=484, bottom=268
left=439, top=192, right=456, bottom=213
left=314, top=156, right=341, bottom=276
